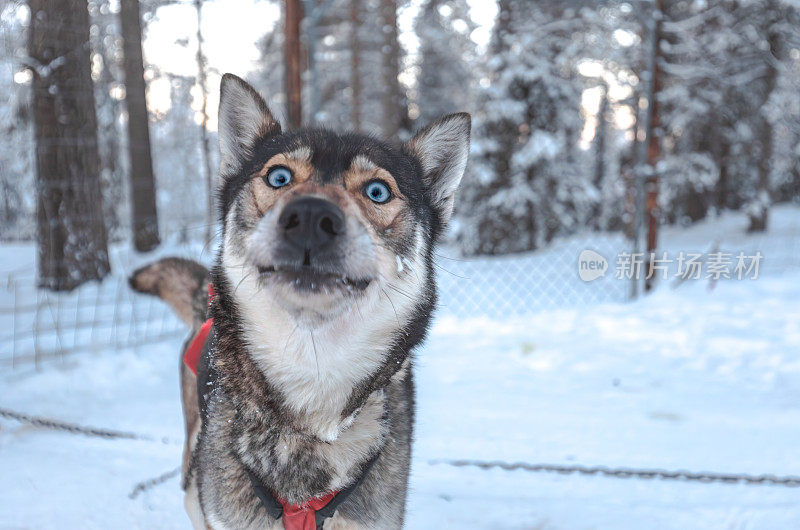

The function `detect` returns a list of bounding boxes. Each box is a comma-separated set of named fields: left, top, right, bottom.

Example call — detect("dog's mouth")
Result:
left=257, top=265, right=372, bottom=293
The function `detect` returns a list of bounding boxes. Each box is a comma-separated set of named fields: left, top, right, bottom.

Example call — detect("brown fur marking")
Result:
left=246, top=151, right=315, bottom=217
left=343, top=157, right=405, bottom=230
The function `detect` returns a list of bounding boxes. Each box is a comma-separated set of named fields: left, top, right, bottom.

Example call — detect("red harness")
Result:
left=183, top=283, right=215, bottom=376
left=183, top=284, right=345, bottom=530
left=277, top=492, right=338, bottom=530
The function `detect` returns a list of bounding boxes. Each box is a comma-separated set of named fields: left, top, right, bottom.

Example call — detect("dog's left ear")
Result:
left=405, top=112, right=471, bottom=223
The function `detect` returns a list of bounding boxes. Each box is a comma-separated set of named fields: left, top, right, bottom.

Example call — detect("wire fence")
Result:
left=435, top=233, right=630, bottom=319
left=0, top=232, right=631, bottom=370
left=0, top=271, right=185, bottom=369
left=4, top=213, right=800, bottom=371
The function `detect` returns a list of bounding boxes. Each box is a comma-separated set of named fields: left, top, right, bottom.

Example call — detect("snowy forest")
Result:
left=4, top=2, right=800, bottom=528
left=1, top=0, right=799, bottom=290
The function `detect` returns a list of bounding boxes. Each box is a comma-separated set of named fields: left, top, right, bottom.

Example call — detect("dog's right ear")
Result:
left=218, top=73, right=281, bottom=177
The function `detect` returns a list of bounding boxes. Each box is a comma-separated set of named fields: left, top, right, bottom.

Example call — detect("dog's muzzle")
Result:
left=279, top=197, right=345, bottom=261
left=258, top=196, right=371, bottom=293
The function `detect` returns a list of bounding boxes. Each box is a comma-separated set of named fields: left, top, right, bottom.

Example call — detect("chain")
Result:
left=431, top=459, right=800, bottom=487
left=0, top=406, right=158, bottom=442
left=129, top=466, right=182, bottom=499
left=0, top=406, right=183, bottom=500
left=6, top=406, right=800, bottom=489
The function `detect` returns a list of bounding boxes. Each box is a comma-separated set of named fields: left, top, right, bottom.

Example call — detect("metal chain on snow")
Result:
left=6, top=406, right=800, bottom=489
left=0, top=406, right=158, bottom=442
left=129, top=466, right=182, bottom=499
left=0, top=406, right=182, bottom=500
left=431, top=459, right=800, bottom=488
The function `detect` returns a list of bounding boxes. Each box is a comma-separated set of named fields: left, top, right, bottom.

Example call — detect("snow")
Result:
left=2, top=205, right=800, bottom=529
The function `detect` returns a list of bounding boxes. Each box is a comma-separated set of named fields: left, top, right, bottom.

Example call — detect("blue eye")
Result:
left=266, top=166, right=292, bottom=188
left=365, top=180, right=391, bottom=204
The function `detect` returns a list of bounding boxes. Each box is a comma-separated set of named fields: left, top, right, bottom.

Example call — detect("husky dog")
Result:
left=130, top=74, right=470, bottom=529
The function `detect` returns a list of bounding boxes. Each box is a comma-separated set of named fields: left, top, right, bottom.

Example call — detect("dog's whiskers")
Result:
left=383, top=281, right=416, bottom=302
left=281, top=324, right=300, bottom=358
left=380, top=287, right=400, bottom=325
left=232, top=267, right=256, bottom=297
left=310, top=331, right=321, bottom=382
left=353, top=297, right=364, bottom=321
left=432, top=260, right=469, bottom=279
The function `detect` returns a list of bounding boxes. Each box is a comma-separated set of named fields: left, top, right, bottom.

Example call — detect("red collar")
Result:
left=248, top=454, right=379, bottom=530
left=278, top=491, right=338, bottom=530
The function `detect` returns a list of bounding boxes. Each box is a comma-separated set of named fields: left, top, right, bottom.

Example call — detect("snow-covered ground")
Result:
left=2, top=205, right=800, bottom=529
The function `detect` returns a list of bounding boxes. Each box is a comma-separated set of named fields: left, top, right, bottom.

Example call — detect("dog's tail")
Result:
left=129, top=257, right=211, bottom=328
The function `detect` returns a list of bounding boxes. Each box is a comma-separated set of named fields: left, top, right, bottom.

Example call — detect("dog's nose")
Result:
left=278, top=197, right=345, bottom=254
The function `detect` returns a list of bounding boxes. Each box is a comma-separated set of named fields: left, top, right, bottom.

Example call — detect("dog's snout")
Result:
left=278, top=197, right=345, bottom=253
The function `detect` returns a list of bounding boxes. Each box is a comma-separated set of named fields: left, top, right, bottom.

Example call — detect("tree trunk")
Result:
left=120, top=0, right=159, bottom=251
left=194, top=0, right=214, bottom=245
left=380, top=0, right=404, bottom=138
left=306, top=0, right=320, bottom=125
left=714, top=142, right=729, bottom=211
left=284, top=0, right=303, bottom=129
left=350, top=0, right=362, bottom=131
left=593, top=83, right=608, bottom=230
left=29, top=0, right=110, bottom=291
left=644, top=0, right=662, bottom=292
left=747, top=28, right=779, bottom=233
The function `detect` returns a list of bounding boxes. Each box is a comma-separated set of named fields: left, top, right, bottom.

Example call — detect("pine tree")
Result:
left=0, top=2, right=35, bottom=241
left=656, top=0, right=800, bottom=227
left=455, top=0, right=590, bottom=255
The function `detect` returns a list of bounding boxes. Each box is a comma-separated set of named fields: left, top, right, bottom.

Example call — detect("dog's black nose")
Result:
left=278, top=197, right=345, bottom=255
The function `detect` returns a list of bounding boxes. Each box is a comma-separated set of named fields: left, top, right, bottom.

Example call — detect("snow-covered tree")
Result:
left=0, top=1, right=35, bottom=241
left=455, top=0, right=592, bottom=255
left=91, top=0, right=126, bottom=241
left=657, top=0, right=800, bottom=228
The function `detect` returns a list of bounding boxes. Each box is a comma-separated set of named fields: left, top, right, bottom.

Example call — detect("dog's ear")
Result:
left=405, top=112, right=471, bottom=223
left=218, top=73, right=281, bottom=176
